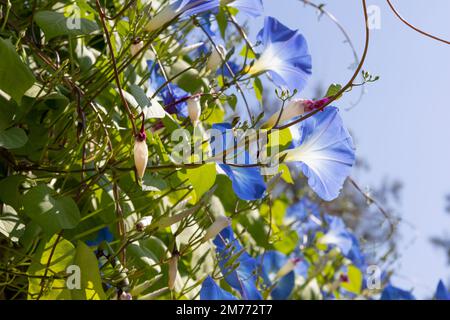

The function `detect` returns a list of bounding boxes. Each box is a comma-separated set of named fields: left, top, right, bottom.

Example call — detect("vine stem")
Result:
left=386, top=0, right=450, bottom=45
left=275, top=0, right=371, bottom=131
left=36, top=232, right=63, bottom=300
left=95, top=0, right=137, bottom=135
left=299, top=0, right=365, bottom=109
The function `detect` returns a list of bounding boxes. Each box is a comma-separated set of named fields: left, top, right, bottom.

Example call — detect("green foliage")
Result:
left=34, top=11, right=98, bottom=40
left=0, top=0, right=394, bottom=301
left=23, top=185, right=81, bottom=235
left=0, top=38, right=35, bottom=103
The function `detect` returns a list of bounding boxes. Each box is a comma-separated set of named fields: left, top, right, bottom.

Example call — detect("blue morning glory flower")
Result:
left=145, top=0, right=220, bottom=32
left=247, top=17, right=312, bottom=93
left=213, top=226, right=262, bottom=300
left=319, top=216, right=353, bottom=255
left=223, top=0, right=264, bottom=17
left=147, top=60, right=189, bottom=117
left=435, top=280, right=450, bottom=300
left=380, top=284, right=415, bottom=300
left=86, top=227, right=114, bottom=247
left=345, top=233, right=366, bottom=269
left=258, top=251, right=295, bottom=300
left=285, top=198, right=322, bottom=243
left=211, top=123, right=266, bottom=201
left=200, top=276, right=238, bottom=300
left=283, top=107, right=356, bottom=201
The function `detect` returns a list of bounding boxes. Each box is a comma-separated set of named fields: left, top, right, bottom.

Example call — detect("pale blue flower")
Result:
left=283, top=107, right=355, bottom=201
left=248, top=17, right=312, bottom=92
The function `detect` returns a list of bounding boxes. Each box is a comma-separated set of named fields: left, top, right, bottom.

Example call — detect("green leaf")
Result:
left=0, top=205, right=25, bottom=242
left=0, top=175, right=26, bottom=209
left=253, top=78, right=263, bottom=102
left=71, top=241, right=106, bottom=300
left=180, top=163, right=217, bottom=200
left=216, top=8, right=228, bottom=39
left=27, top=235, right=76, bottom=300
left=23, top=184, right=81, bottom=234
left=0, top=127, right=28, bottom=149
left=34, top=11, right=98, bottom=40
left=325, top=83, right=342, bottom=99
left=340, top=265, right=363, bottom=294
left=278, top=164, right=294, bottom=184
left=239, top=45, right=256, bottom=59
left=0, top=38, right=35, bottom=103
left=273, top=229, right=299, bottom=254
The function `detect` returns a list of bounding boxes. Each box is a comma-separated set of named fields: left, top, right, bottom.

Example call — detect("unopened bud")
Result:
left=136, top=216, right=153, bottom=231
left=187, top=96, right=201, bottom=126
left=168, top=252, right=180, bottom=290
left=202, top=216, right=231, bottom=243
left=134, top=130, right=148, bottom=179
left=118, top=291, right=133, bottom=300
left=206, top=45, right=226, bottom=72
left=276, top=257, right=301, bottom=279
left=130, top=39, right=144, bottom=56
left=263, top=99, right=307, bottom=128
left=144, top=5, right=177, bottom=32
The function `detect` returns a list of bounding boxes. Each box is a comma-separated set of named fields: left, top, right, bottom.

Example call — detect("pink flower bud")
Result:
left=187, top=96, right=201, bottom=126
left=202, top=216, right=231, bottom=243
left=134, top=130, right=148, bottom=179
left=168, top=252, right=180, bottom=290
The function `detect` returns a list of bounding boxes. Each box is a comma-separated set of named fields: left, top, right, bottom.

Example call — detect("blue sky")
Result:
left=247, top=0, right=450, bottom=298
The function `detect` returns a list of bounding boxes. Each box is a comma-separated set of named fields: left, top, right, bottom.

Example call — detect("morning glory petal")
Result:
left=320, top=216, right=353, bottom=255
left=213, top=226, right=262, bottom=300
left=147, top=60, right=189, bottom=117
left=176, top=0, right=220, bottom=18
left=218, top=164, right=266, bottom=200
left=380, top=285, right=415, bottom=300
left=211, top=123, right=266, bottom=201
left=86, top=227, right=114, bottom=247
left=200, top=276, right=238, bottom=300
left=251, top=17, right=312, bottom=92
left=435, top=280, right=450, bottom=300
left=225, top=0, right=264, bottom=17
left=284, top=107, right=356, bottom=201
left=259, top=251, right=295, bottom=300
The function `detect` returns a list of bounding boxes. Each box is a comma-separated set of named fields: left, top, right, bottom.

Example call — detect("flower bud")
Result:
left=134, top=130, right=148, bottom=179
left=187, top=96, right=201, bottom=126
left=136, top=216, right=153, bottom=232
left=130, top=39, right=144, bottom=56
left=144, top=5, right=177, bottom=32
left=276, top=257, right=301, bottom=279
left=263, top=99, right=308, bottom=128
left=202, top=216, right=231, bottom=243
left=206, top=45, right=226, bottom=72
left=168, top=252, right=180, bottom=290
left=118, top=291, right=133, bottom=300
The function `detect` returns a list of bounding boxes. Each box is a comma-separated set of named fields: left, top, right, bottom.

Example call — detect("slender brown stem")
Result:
left=95, top=0, right=137, bottom=135
left=386, top=0, right=450, bottom=45
left=275, top=0, right=371, bottom=130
